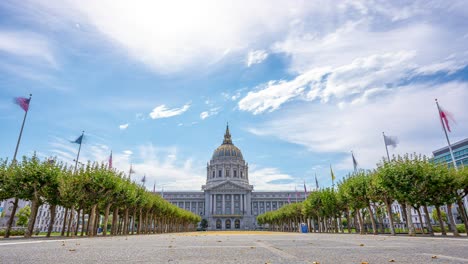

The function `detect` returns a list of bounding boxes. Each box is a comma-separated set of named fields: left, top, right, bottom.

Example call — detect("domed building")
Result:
left=162, top=125, right=306, bottom=230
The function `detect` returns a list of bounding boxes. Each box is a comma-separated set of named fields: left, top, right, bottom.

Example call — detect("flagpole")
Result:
left=13, top=94, right=32, bottom=162
left=351, top=151, right=357, bottom=172
left=435, top=99, right=457, bottom=169
left=383, top=132, right=391, bottom=162
left=74, top=131, right=84, bottom=173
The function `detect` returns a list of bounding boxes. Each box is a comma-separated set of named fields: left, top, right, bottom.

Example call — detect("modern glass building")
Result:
left=432, top=138, right=468, bottom=167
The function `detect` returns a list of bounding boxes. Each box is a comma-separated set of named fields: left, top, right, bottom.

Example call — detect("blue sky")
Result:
left=1, top=1, right=467, bottom=191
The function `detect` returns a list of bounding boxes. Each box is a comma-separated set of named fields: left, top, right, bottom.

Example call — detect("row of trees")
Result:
left=257, top=154, right=468, bottom=236
left=0, top=155, right=201, bottom=238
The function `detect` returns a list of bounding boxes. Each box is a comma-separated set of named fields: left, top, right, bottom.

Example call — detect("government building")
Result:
left=163, top=125, right=306, bottom=230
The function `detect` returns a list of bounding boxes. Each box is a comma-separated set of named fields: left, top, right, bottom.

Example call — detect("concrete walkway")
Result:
left=0, top=231, right=467, bottom=263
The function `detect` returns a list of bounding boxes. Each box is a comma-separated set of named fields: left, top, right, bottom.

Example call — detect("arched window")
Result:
left=235, top=219, right=240, bottom=229
left=225, top=219, right=231, bottom=229
left=216, top=219, right=222, bottom=229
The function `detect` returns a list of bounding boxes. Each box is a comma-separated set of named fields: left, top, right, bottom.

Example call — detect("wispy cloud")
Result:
left=0, top=30, right=57, bottom=67
left=48, top=137, right=204, bottom=191
left=246, top=50, right=268, bottom=67
left=149, top=103, right=190, bottom=120
left=119, top=123, right=129, bottom=130
left=249, top=166, right=295, bottom=191
left=200, top=107, right=220, bottom=120
left=247, top=82, right=468, bottom=170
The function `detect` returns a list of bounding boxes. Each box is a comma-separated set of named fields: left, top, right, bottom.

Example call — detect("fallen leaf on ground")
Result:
left=69, top=249, right=76, bottom=252
left=432, top=256, right=437, bottom=259
left=359, top=244, right=365, bottom=246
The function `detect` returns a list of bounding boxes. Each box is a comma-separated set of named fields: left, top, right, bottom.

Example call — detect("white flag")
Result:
left=384, top=135, right=398, bottom=148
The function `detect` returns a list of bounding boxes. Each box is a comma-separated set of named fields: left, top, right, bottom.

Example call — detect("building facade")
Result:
left=432, top=137, right=468, bottom=223
left=163, top=125, right=305, bottom=230
left=433, top=137, right=468, bottom=168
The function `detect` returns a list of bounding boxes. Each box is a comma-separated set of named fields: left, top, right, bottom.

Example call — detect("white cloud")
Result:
left=246, top=50, right=268, bottom=67
left=0, top=30, right=57, bottom=67
left=123, top=150, right=133, bottom=156
left=149, top=104, right=190, bottom=120
left=48, top=138, right=204, bottom=191
left=238, top=47, right=465, bottom=114
left=249, top=166, right=295, bottom=191
left=119, top=123, right=129, bottom=130
left=20, top=0, right=320, bottom=73
left=200, top=107, right=220, bottom=120
left=247, top=82, right=468, bottom=170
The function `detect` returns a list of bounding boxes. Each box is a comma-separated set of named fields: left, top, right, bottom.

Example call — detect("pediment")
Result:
left=204, top=180, right=253, bottom=192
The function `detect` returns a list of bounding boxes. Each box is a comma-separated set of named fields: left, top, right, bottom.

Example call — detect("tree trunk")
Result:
left=74, top=208, right=81, bottom=237
left=103, top=203, right=112, bottom=236
left=137, top=208, right=143, bottom=235
left=46, top=204, right=57, bottom=237
left=123, top=208, right=129, bottom=235
left=132, top=209, right=136, bottom=235
left=118, top=216, right=123, bottom=235
left=24, top=199, right=40, bottom=238
left=4, top=198, right=19, bottom=238
left=94, top=209, right=100, bottom=235
left=346, top=208, right=351, bottom=234
left=446, top=203, right=460, bottom=237
left=422, top=205, right=434, bottom=236
left=61, top=207, right=68, bottom=236
left=66, top=206, right=74, bottom=237
left=88, top=204, right=97, bottom=237
left=401, top=203, right=408, bottom=232
left=367, top=204, right=378, bottom=235
left=357, top=209, right=365, bottom=235
left=86, top=210, right=92, bottom=236
left=81, top=209, right=85, bottom=236
left=416, top=207, right=425, bottom=234
left=111, top=207, right=118, bottom=235
left=353, top=212, right=359, bottom=234
left=436, top=206, right=446, bottom=236
left=406, top=203, right=416, bottom=236
left=456, top=198, right=468, bottom=235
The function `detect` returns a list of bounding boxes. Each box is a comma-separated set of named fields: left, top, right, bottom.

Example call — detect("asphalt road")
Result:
left=0, top=231, right=467, bottom=264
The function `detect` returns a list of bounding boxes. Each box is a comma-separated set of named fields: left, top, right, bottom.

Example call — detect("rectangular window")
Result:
left=226, top=170, right=230, bottom=177
left=218, top=170, right=222, bottom=177
left=213, top=171, right=215, bottom=178
left=234, top=170, right=237, bottom=177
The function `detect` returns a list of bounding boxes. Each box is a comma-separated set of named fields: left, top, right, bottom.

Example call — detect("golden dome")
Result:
left=212, top=125, right=243, bottom=160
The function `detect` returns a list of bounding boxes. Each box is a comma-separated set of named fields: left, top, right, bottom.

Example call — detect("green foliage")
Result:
left=431, top=209, right=447, bottom=223
left=2, top=154, right=201, bottom=238
left=0, top=229, right=25, bottom=236
left=17, top=205, right=31, bottom=227
left=432, top=224, right=465, bottom=233
left=200, top=219, right=208, bottom=229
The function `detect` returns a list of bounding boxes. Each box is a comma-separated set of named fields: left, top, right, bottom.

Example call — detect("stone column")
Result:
left=212, top=194, right=215, bottom=214
left=241, top=194, right=244, bottom=214
left=222, top=194, right=225, bottom=215
left=231, top=195, right=234, bottom=214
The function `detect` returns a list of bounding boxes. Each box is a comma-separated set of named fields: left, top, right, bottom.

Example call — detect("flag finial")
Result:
left=223, top=123, right=232, bottom=144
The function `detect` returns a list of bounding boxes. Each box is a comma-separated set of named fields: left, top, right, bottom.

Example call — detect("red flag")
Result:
left=14, top=97, right=30, bottom=112
left=439, top=107, right=455, bottom=132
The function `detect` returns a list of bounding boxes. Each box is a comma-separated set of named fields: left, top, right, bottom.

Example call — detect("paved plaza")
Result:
left=0, top=231, right=467, bottom=264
